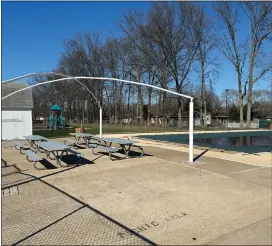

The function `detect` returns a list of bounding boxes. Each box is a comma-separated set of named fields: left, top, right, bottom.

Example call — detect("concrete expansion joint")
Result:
left=227, top=166, right=266, bottom=175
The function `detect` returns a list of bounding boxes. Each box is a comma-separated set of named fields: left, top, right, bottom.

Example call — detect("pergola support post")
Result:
left=189, top=98, right=194, bottom=163
left=99, top=107, right=102, bottom=138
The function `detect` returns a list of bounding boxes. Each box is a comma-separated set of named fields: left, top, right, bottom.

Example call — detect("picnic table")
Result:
left=69, top=133, right=94, bottom=148
left=24, top=135, right=48, bottom=149
left=99, top=137, right=137, bottom=158
left=37, top=141, right=72, bottom=167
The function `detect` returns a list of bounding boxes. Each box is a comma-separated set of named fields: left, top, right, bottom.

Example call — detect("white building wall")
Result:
left=2, top=110, right=32, bottom=140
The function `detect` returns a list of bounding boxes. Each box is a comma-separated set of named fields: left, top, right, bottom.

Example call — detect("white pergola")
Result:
left=2, top=72, right=103, bottom=137
left=2, top=73, right=194, bottom=162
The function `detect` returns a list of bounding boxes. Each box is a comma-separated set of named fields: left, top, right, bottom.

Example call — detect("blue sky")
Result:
left=2, top=1, right=270, bottom=96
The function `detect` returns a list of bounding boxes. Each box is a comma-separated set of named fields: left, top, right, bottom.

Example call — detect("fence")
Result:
left=226, top=121, right=259, bottom=129
left=259, top=120, right=271, bottom=129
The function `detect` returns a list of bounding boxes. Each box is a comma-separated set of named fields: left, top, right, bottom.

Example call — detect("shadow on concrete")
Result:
left=1, top=162, right=86, bottom=190
left=2, top=172, right=35, bottom=189
left=91, top=154, right=105, bottom=162
left=126, top=150, right=153, bottom=158
left=59, top=155, right=93, bottom=165
left=34, top=155, right=93, bottom=170
left=193, top=149, right=209, bottom=162
left=1, top=166, right=21, bottom=177
left=39, top=159, right=58, bottom=169
left=93, top=149, right=153, bottom=161
left=1, top=163, right=21, bottom=172
left=2, top=158, right=8, bottom=167
left=2, top=170, right=156, bottom=245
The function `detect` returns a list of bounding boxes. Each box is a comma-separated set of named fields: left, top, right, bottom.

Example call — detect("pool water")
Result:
left=139, top=131, right=272, bottom=153
left=194, top=136, right=271, bottom=147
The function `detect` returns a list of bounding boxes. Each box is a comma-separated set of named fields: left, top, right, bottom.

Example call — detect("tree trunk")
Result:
left=162, top=91, right=167, bottom=127
left=200, top=100, right=203, bottom=126
left=68, top=102, right=72, bottom=124
left=203, top=99, right=207, bottom=127
left=239, top=99, right=244, bottom=129
left=136, top=97, right=139, bottom=124
left=119, top=84, right=123, bottom=125
left=238, top=74, right=244, bottom=129
left=246, top=83, right=253, bottom=128
left=92, top=101, right=95, bottom=123
left=161, top=68, right=167, bottom=127
left=72, top=100, right=76, bottom=124
left=147, top=88, right=152, bottom=126
left=86, top=100, right=89, bottom=124
left=114, top=83, right=118, bottom=124
left=247, top=33, right=255, bottom=128
left=137, top=66, right=143, bottom=125
left=177, top=99, right=182, bottom=128
left=138, top=85, right=143, bottom=125
left=127, top=84, right=131, bottom=119
left=201, top=60, right=207, bottom=126
left=247, top=77, right=254, bottom=128
left=203, top=83, right=207, bottom=127
left=156, top=91, right=161, bottom=127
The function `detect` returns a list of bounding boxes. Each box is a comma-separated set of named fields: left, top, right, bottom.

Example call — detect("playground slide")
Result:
left=59, top=115, right=65, bottom=127
left=49, top=115, right=65, bottom=128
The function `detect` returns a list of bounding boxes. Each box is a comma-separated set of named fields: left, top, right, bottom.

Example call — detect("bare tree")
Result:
left=119, top=10, right=146, bottom=125
left=144, top=2, right=200, bottom=128
left=141, top=44, right=158, bottom=125
left=194, top=4, right=218, bottom=126
left=31, top=2, right=245, bottom=129
left=56, top=33, right=105, bottom=123
left=214, top=2, right=248, bottom=128
left=104, top=38, right=122, bottom=124
left=240, top=2, right=272, bottom=127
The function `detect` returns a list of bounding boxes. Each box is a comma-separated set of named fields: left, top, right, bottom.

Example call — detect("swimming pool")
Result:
left=138, top=131, right=272, bottom=153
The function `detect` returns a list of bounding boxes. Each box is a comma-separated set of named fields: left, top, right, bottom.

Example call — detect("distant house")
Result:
left=211, top=115, right=229, bottom=125
left=2, top=83, right=33, bottom=140
left=150, top=113, right=229, bottom=127
left=150, top=113, right=201, bottom=127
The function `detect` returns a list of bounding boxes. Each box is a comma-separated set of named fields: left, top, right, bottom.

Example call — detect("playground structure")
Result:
left=49, top=104, right=65, bottom=129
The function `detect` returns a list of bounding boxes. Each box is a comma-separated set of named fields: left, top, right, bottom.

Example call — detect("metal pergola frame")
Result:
left=2, top=73, right=194, bottom=162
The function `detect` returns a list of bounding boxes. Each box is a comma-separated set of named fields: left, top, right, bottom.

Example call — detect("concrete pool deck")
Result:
left=1, top=136, right=271, bottom=245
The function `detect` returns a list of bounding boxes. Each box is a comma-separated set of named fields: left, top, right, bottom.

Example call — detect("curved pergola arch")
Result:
left=2, top=72, right=103, bottom=137
left=2, top=72, right=101, bottom=106
left=2, top=75, right=194, bottom=162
